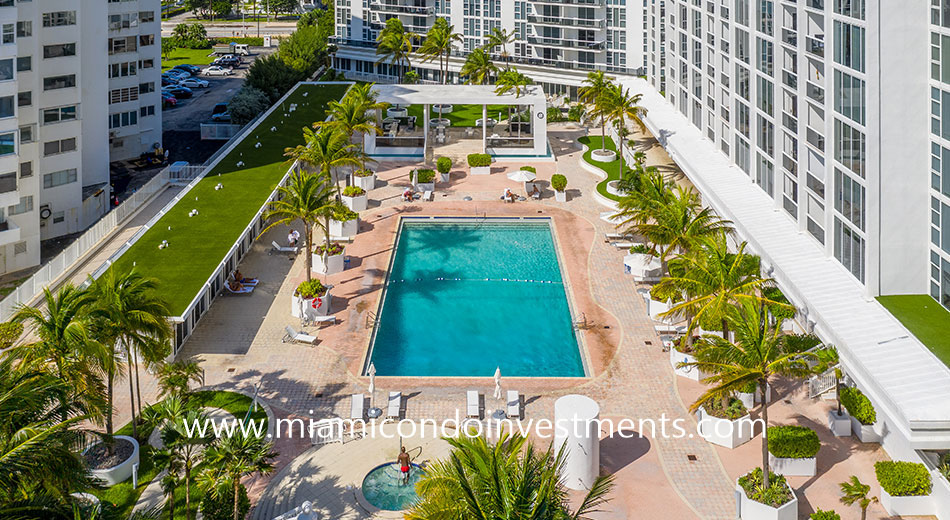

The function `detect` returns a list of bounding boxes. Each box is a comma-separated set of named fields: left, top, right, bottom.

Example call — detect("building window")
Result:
left=108, top=13, right=138, bottom=30
left=0, top=132, right=14, bottom=156
left=42, top=11, right=77, bottom=27
left=0, top=0, right=13, bottom=7
left=108, top=87, right=139, bottom=104
left=0, top=172, right=15, bottom=194
left=16, top=91, right=28, bottom=107
left=43, top=168, right=77, bottom=189
left=18, top=125, right=33, bottom=144
left=834, top=118, right=865, bottom=177
left=43, top=74, right=75, bottom=90
left=834, top=168, right=865, bottom=230
left=15, top=21, right=30, bottom=38
left=140, top=104, right=155, bottom=117
left=0, top=58, right=13, bottom=81
left=19, top=161, right=31, bottom=178
left=833, top=0, right=865, bottom=20
left=138, top=82, right=154, bottom=94
left=138, top=34, right=154, bottom=47
left=834, top=217, right=865, bottom=282
left=833, top=21, right=865, bottom=73
left=8, top=195, right=32, bottom=215
left=834, top=70, right=866, bottom=125
left=43, top=43, right=75, bottom=59
left=138, top=58, right=154, bottom=69
left=108, top=36, right=137, bottom=55
left=42, top=105, right=77, bottom=125
left=108, top=61, right=136, bottom=78
left=0, top=95, right=12, bottom=119
left=2, top=23, right=14, bottom=44
left=43, top=137, right=76, bottom=156
left=16, top=56, right=29, bottom=72
left=756, top=153, right=774, bottom=195
left=13, top=241, right=25, bottom=255
left=108, top=110, right=137, bottom=129
left=139, top=10, right=155, bottom=23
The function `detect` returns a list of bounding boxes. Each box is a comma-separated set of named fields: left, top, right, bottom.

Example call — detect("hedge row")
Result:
left=767, top=425, right=820, bottom=459
left=839, top=386, right=876, bottom=425
left=875, top=461, right=932, bottom=497
left=467, top=153, right=491, bottom=167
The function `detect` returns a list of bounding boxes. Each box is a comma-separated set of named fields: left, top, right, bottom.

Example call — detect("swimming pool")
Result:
left=367, top=218, right=586, bottom=377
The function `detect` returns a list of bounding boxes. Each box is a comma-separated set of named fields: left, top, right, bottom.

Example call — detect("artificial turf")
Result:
left=405, top=103, right=515, bottom=128
left=161, top=47, right=218, bottom=71
left=578, top=135, right=632, bottom=202
left=877, top=294, right=950, bottom=367
left=111, top=82, right=350, bottom=316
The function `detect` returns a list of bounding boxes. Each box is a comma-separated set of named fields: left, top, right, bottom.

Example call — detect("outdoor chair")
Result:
left=612, top=241, right=644, bottom=249
left=422, top=190, right=433, bottom=201
left=387, top=391, right=402, bottom=419
left=271, top=241, right=298, bottom=254
left=282, top=325, right=316, bottom=345
left=225, top=284, right=254, bottom=294
left=467, top=390, right=482, bottom=419
left=507, top=390, right=522, bottom=419
left=350, top=393, right=365, bottom=420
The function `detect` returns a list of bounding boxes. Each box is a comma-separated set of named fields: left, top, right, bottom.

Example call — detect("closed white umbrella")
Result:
left=493, top=367, right=502, bottom=400
left=507, top=170, right=537, bottom=183
left=367, top=363, right=380, bottom=417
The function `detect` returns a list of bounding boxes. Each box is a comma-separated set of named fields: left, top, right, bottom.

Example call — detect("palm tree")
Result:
left=578, top=70, right=614, bottom=152
left=11, top=285, right=106, bottom=424
left=482, top=27, right=515, bottom=69
left=600, top=84, right=647, bottom=178
left=201, top=433, right=277, bottom=520
left=419, top=18, right=462, bottom=84
left=681, top=301, right=827, bottom=490
left=612, top=170, right=676, bottom=233
left=375, top=18, right=413, bottom=81
left=840, top=475, right=878, bottom=520
left=459, top=48, right=497, bottom=85
left=156, top=360, right=204, bottom=400
left=87, top=268, right=172, bottom=439
left=317, top=95, right=382, bottom=175
left=153, top=449, right=183, bottom=520
left=284, top=126, right=363, bottom=198
left=494, top=68, right=533, bottom=98
left=407, top=430, right=614, bottom=520
left=264, top=169, right=336, bottom=281
left=153, top=405, right=213, bottom=520
left=628, top=187, right=733, bottom=266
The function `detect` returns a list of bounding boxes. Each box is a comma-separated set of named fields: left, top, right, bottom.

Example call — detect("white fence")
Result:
left=169, top=165, right=205, bottom=184
left=0, top=167, right=172, bottom=321
left=200, top=123, right=242, bottom=140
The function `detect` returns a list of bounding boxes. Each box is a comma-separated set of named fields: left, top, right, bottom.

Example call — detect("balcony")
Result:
left=805, top=0, right=824, bottom=10
left=527, top=35, right=606, bottom=51
left=805, top=36, right=824, bottom=58
left=0, top=220, right=20, bottom=247
left=527, top=14, right=604, bottom=28
left=369, top=2, right=435, bottom=15
left=805, top=81, right=824, bottom=103
left=782, top=28, right=797, bottom=47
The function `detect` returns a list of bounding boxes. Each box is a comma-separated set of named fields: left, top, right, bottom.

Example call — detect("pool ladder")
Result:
left=365, top=311, right=378, bottom=329
left=573, top=312, right=589, bottom=330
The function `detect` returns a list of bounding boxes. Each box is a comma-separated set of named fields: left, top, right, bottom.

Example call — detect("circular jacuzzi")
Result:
left=361, top=462, right=424, bottom=511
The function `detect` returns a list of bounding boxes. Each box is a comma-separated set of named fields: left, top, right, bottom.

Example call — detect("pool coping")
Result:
left=359, top=215, right=593, bottom=379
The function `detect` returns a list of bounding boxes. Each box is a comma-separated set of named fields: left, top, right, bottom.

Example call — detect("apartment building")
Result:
left=0, top=1, right=161, bottom=276
left=331, top=0, right=648, bottom=94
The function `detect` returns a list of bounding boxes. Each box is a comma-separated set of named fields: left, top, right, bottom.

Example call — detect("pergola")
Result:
left=365, top=84, right=549, bottom=158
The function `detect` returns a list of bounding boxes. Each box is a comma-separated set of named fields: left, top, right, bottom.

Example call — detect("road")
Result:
left=161, top=20, right=297, bottom=38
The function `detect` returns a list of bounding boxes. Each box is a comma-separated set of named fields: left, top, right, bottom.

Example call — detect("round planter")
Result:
left=84, top=435, right=140, bottom=486
left=606, top=180, right=624, bottom=197
left=343, top=194, right=368, bottom=212
left=735, top=480, right=798, bottom=520
left=554, top=190, right=567, bottom=202
left=433, top=104, right=453, bottom=114
left=696, top=407, right=754, bottom=449
left=354, top=174, right=376, bottom=191
left=429, top=117, right=450, bottom=127
left=768, top=453, right=817, bottom=477
left=330, top=218, right=358, bottom=238
left=590, top=148, right=617, bottom=162
left=292, top=290, right=332, bottom=318
left=387, top=107, right=408, bottom=118
left=313, top=251, right=345, bottom=275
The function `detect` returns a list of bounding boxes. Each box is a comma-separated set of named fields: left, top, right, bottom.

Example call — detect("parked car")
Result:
left=202, top=65, right=234, bottom=76
left=165, top=69, right=190, bottom=79
left=173, top=64, right=202, bottom=75
left=211, top=102, right=230, bottom=122
left=161, top=92, right=177, bottom=108
left=161, top=76, right=178, bottom=87
left=162, top=85, right=193, bottom=99
left=177, top=78, right=209, bottom=89
left=213, top=55, right=241, bottom=67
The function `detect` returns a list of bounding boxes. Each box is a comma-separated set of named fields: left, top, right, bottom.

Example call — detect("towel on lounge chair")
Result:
left=226, top=284, right=253, bottom=294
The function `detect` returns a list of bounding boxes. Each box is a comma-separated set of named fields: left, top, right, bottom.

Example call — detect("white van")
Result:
left=233, top=43, right=250, bottom=56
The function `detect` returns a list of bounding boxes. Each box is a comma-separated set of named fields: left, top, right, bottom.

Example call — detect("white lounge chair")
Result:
left=654, top=324, right=687, bottom=335
left=612, top=241, right=644, bottom=249
left=506, top=390, right=521, bottom=419
left=605, top=232, right=634, bottom=241
left=225, top=284, right=254, bottom=294
left=387, top=391, right=402, bottom=419
left=467, top=390, right=481, bottom=419
left=282, top=325, right=316, bottom=344
left=422, top=190, right=433, bottom=201
left=229, top=271, right=259, bottom=286
left=271, top=241, right=298, bottom=254
left=350, top=394, right=365, bottom=420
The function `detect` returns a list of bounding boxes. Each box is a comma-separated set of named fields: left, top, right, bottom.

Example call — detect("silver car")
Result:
left=202, top=66, right=233, bottom=76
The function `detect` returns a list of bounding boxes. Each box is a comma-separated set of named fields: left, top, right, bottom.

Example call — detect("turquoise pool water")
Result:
left=361, top=462, right=423, bottom=510
left=369, top=219, right=585, bottom=377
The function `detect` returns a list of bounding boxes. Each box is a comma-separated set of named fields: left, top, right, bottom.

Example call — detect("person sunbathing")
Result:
left=228, top=280, right=244, bottom=291
left=403, top=188, right=414, bottom=202
left=234, top=269, right=257, bottom=284
left=527, top=185, right=541, bottom=198
left=504, top=188, right=517, bottom=203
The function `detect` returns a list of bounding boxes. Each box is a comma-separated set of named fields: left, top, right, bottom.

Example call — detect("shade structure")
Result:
left=507, top=170, right=537, bottom=182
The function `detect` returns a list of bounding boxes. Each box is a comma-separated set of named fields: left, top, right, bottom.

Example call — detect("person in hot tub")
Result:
left=397, top=445, right=412, bottom=485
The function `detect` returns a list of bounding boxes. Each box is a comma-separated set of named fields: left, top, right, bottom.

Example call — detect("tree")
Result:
left=578, top=71, right=614, bottom=153
left=201, top=434, right=276, bottom=520
left=419, top=18, right=462, bottom=84
left=184, top=0, right=211, bottom=19
left=482, top=27, right=515, bottom=69
left=227, top=86, right=271, bottom=125
left=284, top=126, right=362, bottom=198
left=375, top=18, right=413, bottom=81
left=494, top=68, right=532, bottom=97
left=269, top=0, right=299, bottom=14
left=199, top=481, right=250, bottom=520
left=279, top=25, right=323, bottom=75
left=153, top=405, right=213, bottom=520
left=600, top=84, right=647, bottom=178
left=839, top=475, right=877, bottom=520
left=317, top=91, right=385, bottom=172
left=210, top=0, right=232, bottom=18
left=613, top=170, right=676, bottom=233
left=161, top=38, right=178, bottom=62
left=459, top=48, right=497, bottom=85
left=264, top=169, right=335, bottom=281
left=156, top=360, right=204, bottom=400
left=681, top=301, right=828, bottom=490
left=245, top=54, right=304, bottom=103
left=407, top=430, right=614, bottom=520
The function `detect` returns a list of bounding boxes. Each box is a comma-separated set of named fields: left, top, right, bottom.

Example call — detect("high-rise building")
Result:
left=332, top=0, right=648, bottom=94
left=0, top=1, right=161, bottom=275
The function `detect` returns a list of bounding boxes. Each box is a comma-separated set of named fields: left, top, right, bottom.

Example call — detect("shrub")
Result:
left=839, top=387, right=876, bottom=425
left=520, top=165, right=537, bottom=173
left=201, top=483, right=250, bottom=520
left=702, top=397, right=748, bottom=420
left=546, top=106, right=564, bottom=122
left=436, top=157, right=452, bottom=174
left=810, top=509, right=840, bottom=520
left=551, top=174, right=567, bottom=192
left=875, top=461, right=932, bottom=497
left=0, top=321, right=23, bottom=349
left=295, top=279, right=327, bottom=298
left=567, top=104, right=585, bottom=122
left=213, top=37, right=265, bottom=46
left=764, top=286, right=796, bottom=319
left=332, top=206, right=359, bottom=222
left=415, top=169, right=436, bottom=183
left=342, top=185, right=365, bottom=197
left=467, top=153, right=492, bottom=167
left=629, top=244, right=650, bottom=254
left=737, top=468, right=793, bottom=507
left=739, top=381, right=757, bottom=394
left=768, top=425, right=820, bottom=459
left=353, top=168, right=374, bottom=177
left=227, top=86, right=271, bottom=126
left=314, top=243, right=344, bottom=257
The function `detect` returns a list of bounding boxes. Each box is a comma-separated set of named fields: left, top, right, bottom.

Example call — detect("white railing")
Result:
left=169, top=165, right=205, bottom=184
left=200, top=123, right=242, bottom=140
left=809, top=365, right=839, bottom=398
left=0, top=167, right=172, bottom=320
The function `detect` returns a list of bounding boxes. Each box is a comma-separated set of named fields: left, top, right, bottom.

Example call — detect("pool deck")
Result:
left=118, top=122, right=897, bottom=520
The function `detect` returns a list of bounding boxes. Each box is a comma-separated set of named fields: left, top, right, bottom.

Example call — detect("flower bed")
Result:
left=468, top=153, right=491, bottom=175
left=313, top=243, right=345, bottom=275
left=354, top=169, right=376, bottom=191
left=697, top=398, right=754, bottom=449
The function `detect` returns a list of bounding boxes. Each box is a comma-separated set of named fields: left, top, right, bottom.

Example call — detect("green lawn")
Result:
left=877, top=294, right=950, bottom=367
left=161, top=47, right=217, bottom=71
left=94, top=391, right=268, bottom=520
left=112, top=83, right=350, bottom=315
left=578, top=135, right=632, bottom=202
left=406, top=104, right=515, bottom=128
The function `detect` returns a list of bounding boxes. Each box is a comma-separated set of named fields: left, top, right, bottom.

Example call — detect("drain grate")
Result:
left=687, top=454, right=698, bottom=462
left=227, top=368, right=235, bottom=373
left=644, top=340, right=652, bottom=346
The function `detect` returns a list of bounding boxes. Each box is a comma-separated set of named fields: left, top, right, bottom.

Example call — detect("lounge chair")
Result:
left=604, top=232, right=634, bottom=242
left=506, top=390, right=521, bottom=419
left=422, top=190, right=433, bottom=201
left=387, top=391, right=402, bottom=419
left=467, top=390, right=481, bottom=419
left=271, top=241, right=298, bottom=254
left=612, top=241, right=644, bottom=249
left=350, top=394, right=365, bottom=420
left=282, top=325, right=316, bottom=344
left=229, top=271, right=259, bottom=286
left=654, top=323, right=687, bottom=335
left=225, top=284, right=253, bottom=294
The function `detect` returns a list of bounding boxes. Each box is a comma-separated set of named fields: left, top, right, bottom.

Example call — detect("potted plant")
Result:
left=468, top=153, right=492, bottom=175
left=291, top=279, right=332, bottom=318
left=696, top=397, right=754, bottom=449
left=737, top=381, right=757, bottom=409
left=670, top=336, right=708, bottom=381
left=828, top=367, right=851, bottom=437
left=436, top=157, right=452, bottom=183
left=840, top=387, right=881, bottom=443
left=413, top=168, right=436, bottom=192
left=329, top=206, right=359, bottom=239
left=341, top=185, right=367, bottom=212
left=736, top=468, right=798, bottom=520
left=551, top=173, right=568, bottom=202
left=353, top=168, right=376, bottom=191
left=809, top=510, right=840, bottom=520
left=82, top=436, right=141, bottom=486
left=312, top=242, right=345, bottom=275
left=875, top=461, right=934, bottom=516
left=767, top=425, right=820, bottom=477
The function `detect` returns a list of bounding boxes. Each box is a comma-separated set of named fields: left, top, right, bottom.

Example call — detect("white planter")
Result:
left=736, top=480, right=798, bottom=520
left=880, top=489, right=935, bottom=517
left=439, top=172, right=451, bottom=183
left=849, top=416, right=882, bottom=443
left=828, top=410, right=851, bottom=437
left=590, top=148, right=617, bottom=162
left=697, top=407, right=754, bottom=449
left=670, top=348, right=708, bottom=381
left=737, top=391, right=755, bottom=410
left=754, top=383, right=773, bottom=404
left=354, top=174, right=376, bottom=191
left=330, top=218, right=358, bottom=238
left=415, top=182, right=435, bottom=192
left=470, top=165, right=491, bottom=175
left=85, top=436, right=140, bottom=487
left=291, top=290, right=332, bottom=318
left=606, top=180, right=624, bottom=197
left=768, top=454, right=816, bottom=477
left=555, top=190, right=567, bottom=202
left=342, top=194, right=367, bottom=212
left=931, top=470, right=950, bottom=519
left=312, top=250, right=345, bottom=275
